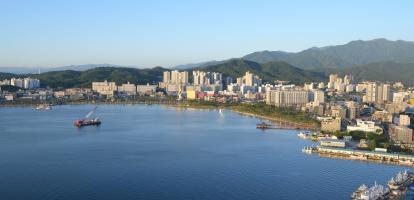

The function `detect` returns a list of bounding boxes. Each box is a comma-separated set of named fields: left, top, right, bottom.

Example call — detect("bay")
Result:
left=0, top=105, right=412, bottom=200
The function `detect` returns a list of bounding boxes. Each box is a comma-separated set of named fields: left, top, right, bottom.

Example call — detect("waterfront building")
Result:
left=92, top=80, right=117, bottom=96
left=118, top=82, right=137, bottom=95
left=266, top=90, right=309, bottom=107
left=136, top=84, right=157, bottom=95
left=321, top=117, right=342, bottom=132
left=320, top=139, right=346, bottom=148
left=347, top=119, right=383, bottom=134
left=389, top=125, right=414, bottom=144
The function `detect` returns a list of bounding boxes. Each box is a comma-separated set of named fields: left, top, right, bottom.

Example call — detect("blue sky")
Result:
left=1, top=0, right=413, bottom=68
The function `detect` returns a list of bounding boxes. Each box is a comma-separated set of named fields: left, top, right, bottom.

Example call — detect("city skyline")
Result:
left=1, top=0, right=414, bottom=68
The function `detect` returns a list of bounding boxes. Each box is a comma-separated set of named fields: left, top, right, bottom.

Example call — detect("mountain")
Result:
left=198, top=59, right=326, bottom=84
left=338, top=61, right=414, bottom=85
left=0, top=64, right=135, bottom=74
left=32, top=67, right=166, bottom=88
left=243, top=39, right=414, bottom=69
left=173, top=60, right=225, bottom=70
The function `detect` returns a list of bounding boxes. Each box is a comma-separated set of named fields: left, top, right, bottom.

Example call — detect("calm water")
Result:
left=0, top=105, right=412, bottom=200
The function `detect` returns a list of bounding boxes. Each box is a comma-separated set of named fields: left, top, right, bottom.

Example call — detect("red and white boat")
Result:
left=74, top=106, right=101, bottom=127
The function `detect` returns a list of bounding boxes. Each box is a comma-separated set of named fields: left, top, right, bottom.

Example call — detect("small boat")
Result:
left=36, top=104, right=52, bottom=110
left=297, top=131, right=311, bottom=139
left=302, top=146, right=315, bottom=153
left=74, top=106, right=101, bottom=127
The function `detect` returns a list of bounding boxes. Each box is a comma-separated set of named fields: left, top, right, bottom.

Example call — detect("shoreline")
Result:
left=1, top=100, right=317, bottom=130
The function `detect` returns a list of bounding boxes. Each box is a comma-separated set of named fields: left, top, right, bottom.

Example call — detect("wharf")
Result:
left=305, top=146, right=414, bottom=166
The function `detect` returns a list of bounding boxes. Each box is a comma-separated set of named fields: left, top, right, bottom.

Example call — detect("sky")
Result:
left=1, top=0, right=413, bottom=68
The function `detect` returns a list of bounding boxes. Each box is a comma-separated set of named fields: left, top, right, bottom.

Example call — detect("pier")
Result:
left=304, top=146, right=414, bottom=166
left=256, top=119, right=315, bottom=130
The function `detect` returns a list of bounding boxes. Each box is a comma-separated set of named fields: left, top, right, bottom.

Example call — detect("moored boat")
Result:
left=297, top=131, right=311, bottom=139
left=387, top=170, right=414, bottom=190
left=352, top=182, right=389, bottom=200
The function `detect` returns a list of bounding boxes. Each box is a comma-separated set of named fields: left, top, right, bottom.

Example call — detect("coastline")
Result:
left=1, top=100, right=318, bottom=130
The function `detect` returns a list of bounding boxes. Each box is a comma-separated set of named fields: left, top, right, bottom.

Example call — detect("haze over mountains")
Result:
left=2, top=38, right=414, bottom=86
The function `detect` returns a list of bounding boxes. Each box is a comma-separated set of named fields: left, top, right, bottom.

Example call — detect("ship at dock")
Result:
left=74, top=106, right=101, bottom=127
left=387, top=170, right=414, bottom=191
left=351, top=182, right=389, bottom=200
left=351, top=170, right=414, bottom=200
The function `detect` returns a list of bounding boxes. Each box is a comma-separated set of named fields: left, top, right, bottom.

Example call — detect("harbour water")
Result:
left=0, top=104, right=413, bottom=200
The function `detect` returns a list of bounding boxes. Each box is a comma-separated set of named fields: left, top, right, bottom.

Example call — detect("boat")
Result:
left=398, top=160, right=414, bottom=165
left=302, top=146, right=316, bottom=153
left=297, top=131, right=311, bottom=139
left=36, top=104, right=51, bottom=110
left=352, top=182, right=389, bottom=200
left=74, top=106, right=101, bottom=127
left=387, top=170, right=414, bottom=190
left=256, top=122, right=272, bottom=129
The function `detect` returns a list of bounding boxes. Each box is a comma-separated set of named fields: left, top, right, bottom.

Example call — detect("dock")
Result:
left=304, top=145, right=414, bottom=166
left=256, top=121, right=314, bottom=130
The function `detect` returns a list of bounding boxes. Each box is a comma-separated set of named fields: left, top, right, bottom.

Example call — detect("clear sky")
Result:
left=1, top=0, right=413, bottom=68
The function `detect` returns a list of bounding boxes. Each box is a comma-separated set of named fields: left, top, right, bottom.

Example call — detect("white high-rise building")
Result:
left=266, top=90, right=309, bottom=107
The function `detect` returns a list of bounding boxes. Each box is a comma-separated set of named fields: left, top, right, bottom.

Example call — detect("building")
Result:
left=163, top=70, right=188, bottom=85
left=23, top=78, right=40, bottom=89
left=118, top=82, right=137, bottom=95
left=331, top=106, right=347, bottom=119
left=313, top=90, right=325, bottom=105
left=364, top=82, right=391, bottom=104
left=399, top=114, right=411, bottom=126
left=92, top=80, right=117, bottom=96
left=136, top=84, right=157, bottom=95
left=237, top=71, right=262, bottom=87
left=321, top=117, right=342, bottom=132
left=345, top=101, right=359, bottom=120
left=266, top=90, right=309, bottom=107
left=347, top=119, right=383, bottom=134
left=320, top=139, right=346, bottom=148
left=10, top=78, right=24, bottom=88
left=389, top=125, right=414, bottom=144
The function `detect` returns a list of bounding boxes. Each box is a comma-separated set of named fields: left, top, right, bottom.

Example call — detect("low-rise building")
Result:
left=347, top=119, right=383, bottom=134
left=136, top=84, right=157, bottom=95
left=320, top=139, right=346, bottom=148
left=321, top=117, right=341, bottom=132
left=92, top=80, right=117, bottom=96
left=389, top=125, right=414, bottom=144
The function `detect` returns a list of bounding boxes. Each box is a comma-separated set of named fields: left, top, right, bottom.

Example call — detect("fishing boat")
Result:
left=74, top=106, right=101, bottom=127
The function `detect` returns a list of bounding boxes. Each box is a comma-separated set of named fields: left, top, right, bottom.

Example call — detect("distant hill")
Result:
left=0, top=64, right=136, bottom=74
left=198, top=59, right=326, bottom=84
left=31, top=67, right=166, bottom=88
left=173, top=60, right=225, bottom=70
left=338, top=61, right=414, bottom=85
left=243, top=39, right=414, bottom=69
